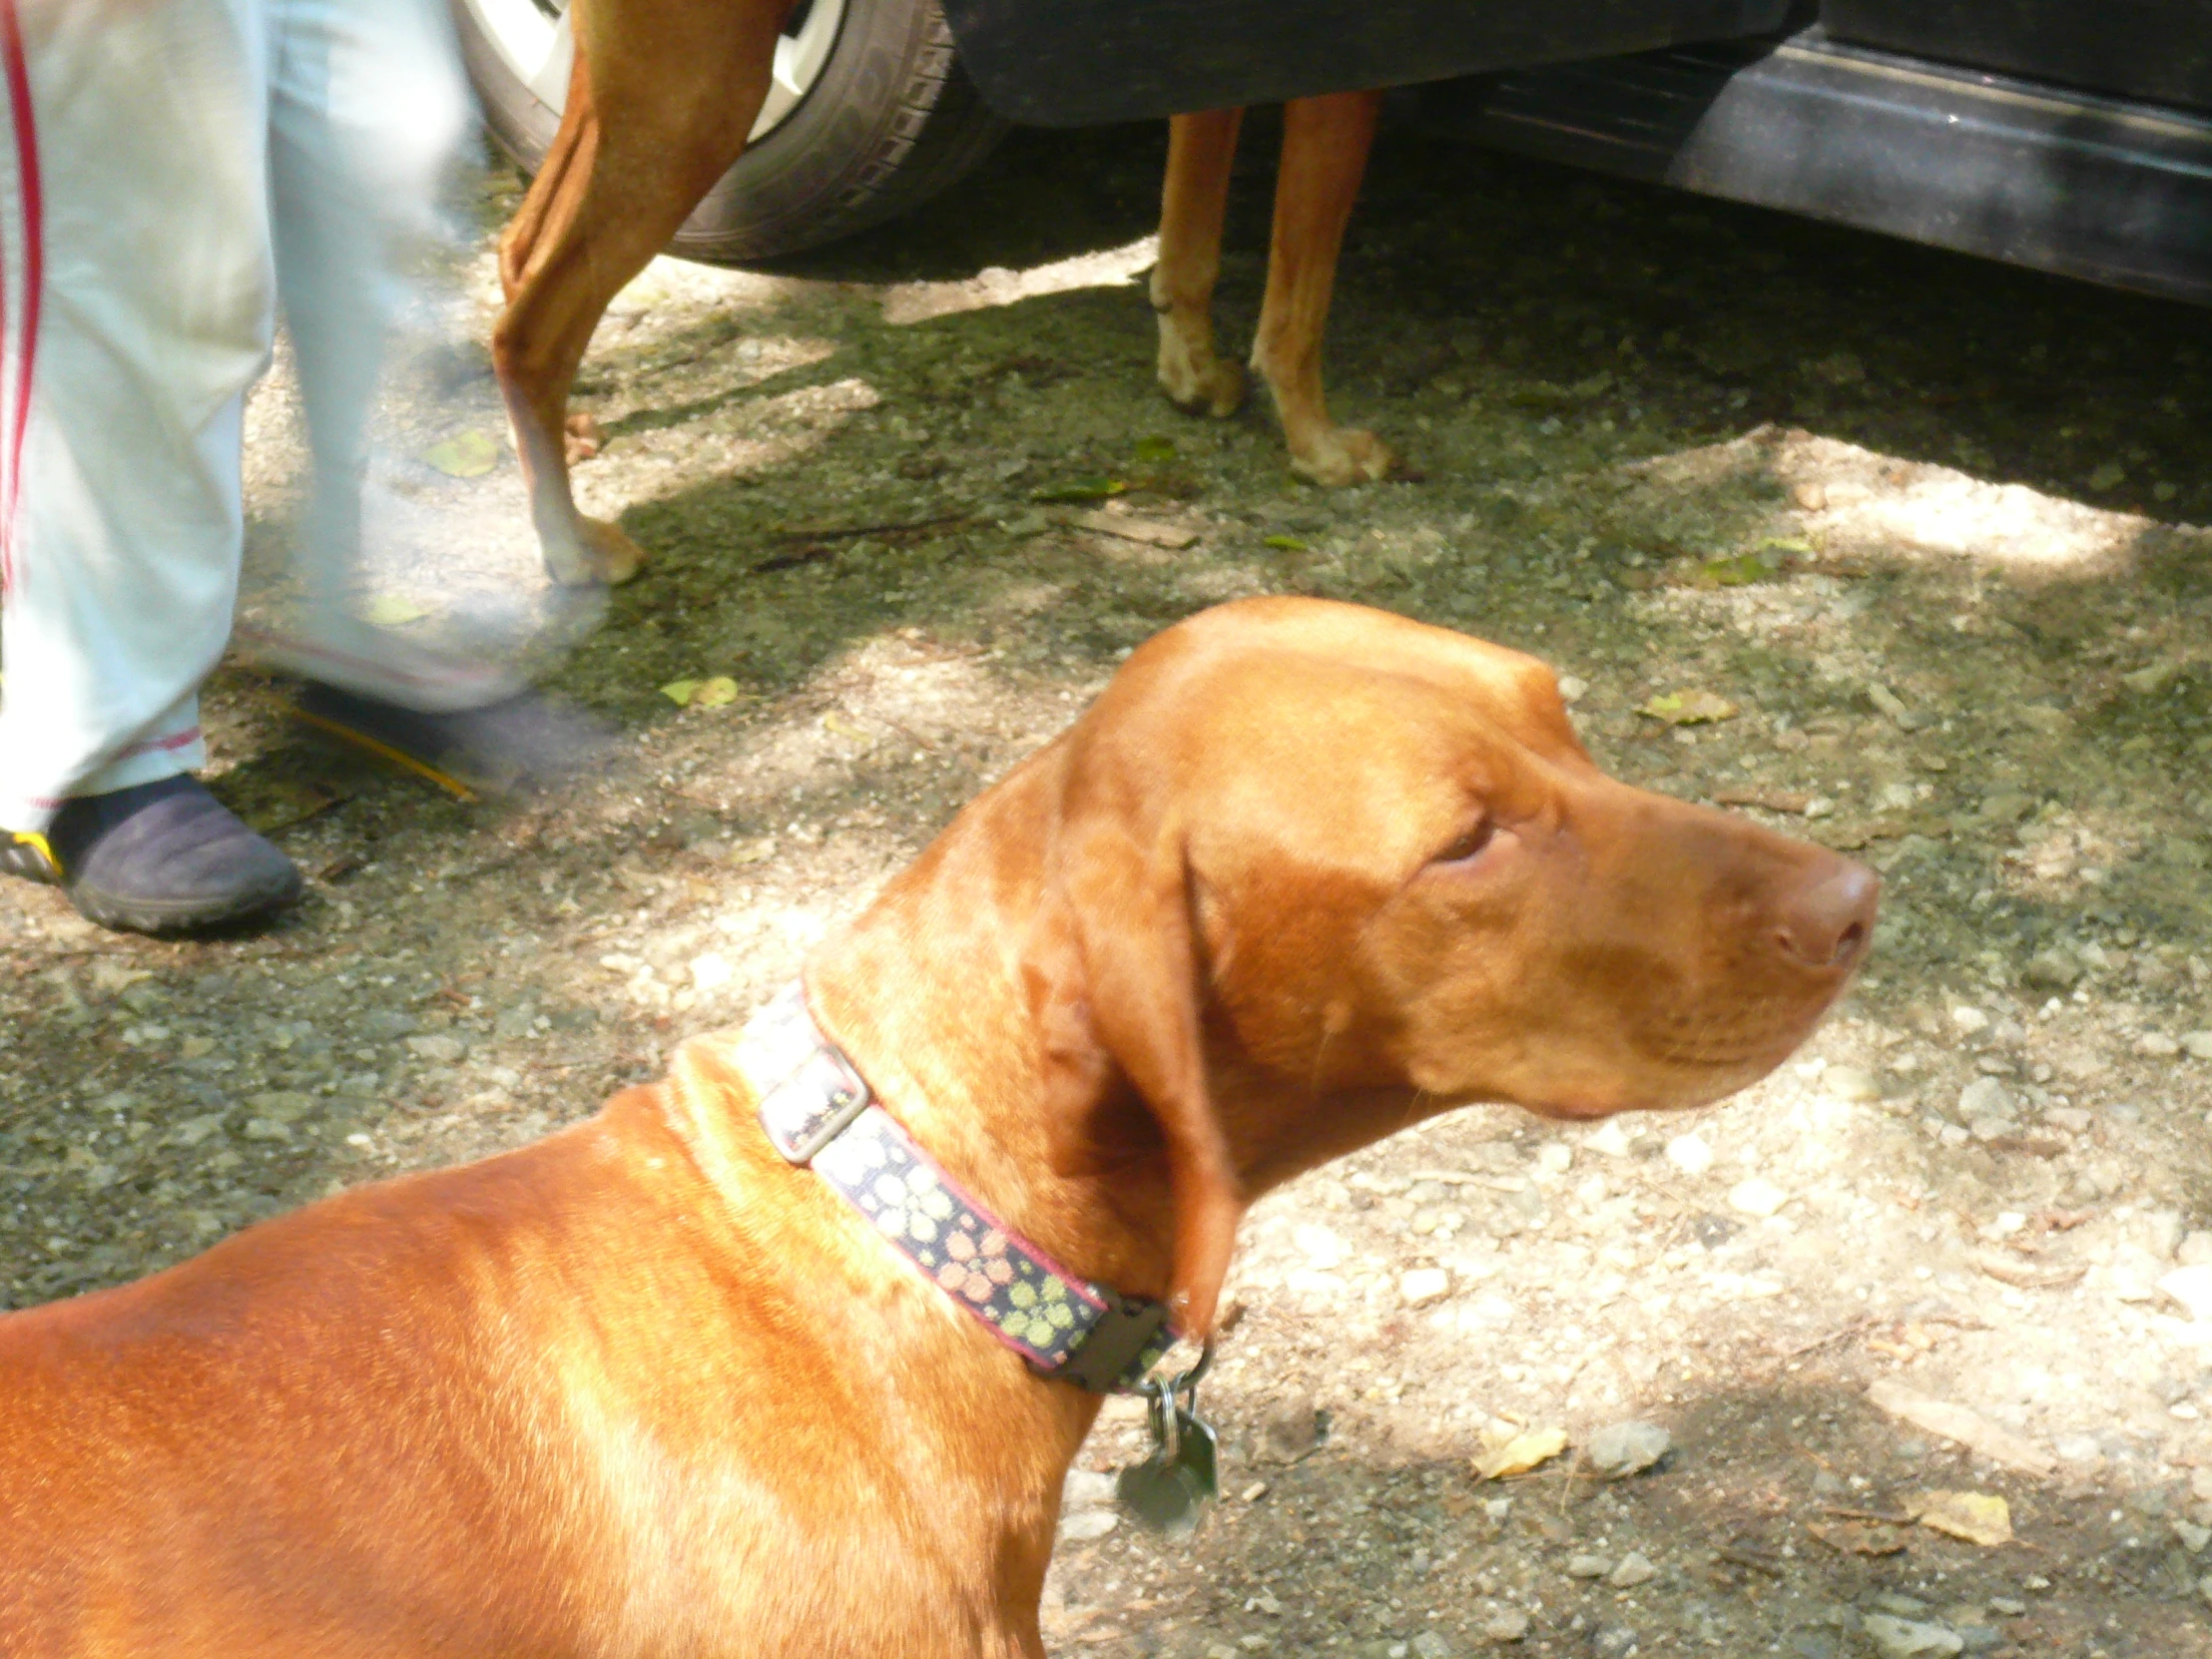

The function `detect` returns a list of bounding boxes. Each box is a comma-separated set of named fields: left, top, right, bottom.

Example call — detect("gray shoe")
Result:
left=3, top=776, right=301, bottom=935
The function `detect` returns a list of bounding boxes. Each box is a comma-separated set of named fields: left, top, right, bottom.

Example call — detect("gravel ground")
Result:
left=6, top=114, right=2212, bottom=1656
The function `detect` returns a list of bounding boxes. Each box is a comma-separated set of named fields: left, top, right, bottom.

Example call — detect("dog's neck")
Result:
left=804, top=750, right=1185, bottom=1312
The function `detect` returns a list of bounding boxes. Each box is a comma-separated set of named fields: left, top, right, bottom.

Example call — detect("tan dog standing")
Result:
left=0, top=599, right=1875, bottom=1655
left=490, top=2, right=1390, bottom=586
left=1153, top=91, right=1392, bottom=486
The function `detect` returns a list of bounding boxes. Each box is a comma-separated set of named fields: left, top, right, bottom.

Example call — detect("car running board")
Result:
left=1421, top=25, right=2212, bottom=306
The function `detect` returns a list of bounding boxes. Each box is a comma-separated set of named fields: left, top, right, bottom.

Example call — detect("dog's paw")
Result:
left=1290, top=426, right=1395, bottom=487
left=563, top=412, right=603, bottom=465
left=1156, top=331, right=1246, bottom=418
left=542, top=515, right=647, bottom=587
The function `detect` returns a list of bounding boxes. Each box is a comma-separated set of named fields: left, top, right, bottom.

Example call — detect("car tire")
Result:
left=454, top=0, right=1007, bottom=264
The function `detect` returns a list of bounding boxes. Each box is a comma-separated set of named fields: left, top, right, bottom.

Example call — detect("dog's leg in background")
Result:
left=1252, top=89, right=1390, bottom=485
left=492, top=0, right=794, bottom=587
left=1152, top=109, right=1249, bottom=419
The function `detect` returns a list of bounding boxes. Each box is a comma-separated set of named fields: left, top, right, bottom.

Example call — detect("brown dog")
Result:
left=1153, top=91, right=1391, bottom=486
left=0, top=599, right=1875, bottom=1653
left=490, top=8, right=1388, bottom=587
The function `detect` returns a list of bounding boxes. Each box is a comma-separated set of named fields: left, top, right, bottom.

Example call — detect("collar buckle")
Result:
left=758, top=1043, right=872, bottom=1164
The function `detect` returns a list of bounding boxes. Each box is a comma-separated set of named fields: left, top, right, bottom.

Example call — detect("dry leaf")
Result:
left=1867, top=1381, right=2055, bottom=1476
left=365, top=594, right=429, bottom=627
left=1968, top=1248, right=2085, bottom=1291
left=1807, top=1520, right=1908, bottom=1557
left=422, top=430, right=498, bottom=477
left=1068, top=509, right=1200, bottom=550
left=660, top=679, right=700, bottom=707
left=692, top=677, right=741, bottom=710
left=1911, top=1490, right=2012, bottom=1547
left=1697, top=553, right=1774, bottom=587
left=1710, top=787, right=1815, bottom=814
left=1472, top=1423, right=1569, bottom=1480
left=1637, top=689, right=1739, bottom=726
left=824, top=712, right=871, bottom=741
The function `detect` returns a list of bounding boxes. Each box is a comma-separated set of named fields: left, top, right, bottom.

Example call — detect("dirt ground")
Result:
left=6, top=109, right=2212, bottom=1656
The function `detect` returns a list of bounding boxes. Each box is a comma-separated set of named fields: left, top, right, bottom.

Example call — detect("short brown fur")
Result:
left=0, top=599, right=1876, bottom=1655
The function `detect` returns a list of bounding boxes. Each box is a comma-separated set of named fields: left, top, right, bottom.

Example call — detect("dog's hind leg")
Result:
left=1153, top=109, right=1249, bottom=419
left=1251, top=89, right=1391, bottom=486
left=492, top=0, right=794, bottom=586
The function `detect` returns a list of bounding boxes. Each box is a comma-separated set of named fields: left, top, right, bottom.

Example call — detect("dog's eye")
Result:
left=1434, top=819, right=1497, bottom=864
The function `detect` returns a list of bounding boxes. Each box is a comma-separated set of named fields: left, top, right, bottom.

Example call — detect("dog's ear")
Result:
left=1056, top=805, right=1244, bottom=1340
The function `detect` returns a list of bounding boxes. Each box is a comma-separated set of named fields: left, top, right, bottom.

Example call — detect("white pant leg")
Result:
left=0, top=0, right=275, bottom=832
left=234, top=0, right=521, bottom=713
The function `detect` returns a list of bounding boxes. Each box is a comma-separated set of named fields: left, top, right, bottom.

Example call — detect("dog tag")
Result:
left=1116, top=1387, right=1219, bottom=1534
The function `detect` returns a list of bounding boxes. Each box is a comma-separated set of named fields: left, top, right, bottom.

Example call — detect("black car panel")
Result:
left=940, top=0, right=1791, bottom=126
left=1824, top=0, right=2212, bottom=115
left=1423, top=27, right=2212, bottom=305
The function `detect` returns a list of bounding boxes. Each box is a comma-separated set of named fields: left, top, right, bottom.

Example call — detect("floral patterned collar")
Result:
left=733, top=983, right=1180, bottom=1392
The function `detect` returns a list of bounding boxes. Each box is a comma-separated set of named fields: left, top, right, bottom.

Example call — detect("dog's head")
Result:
left=1035, top=597, right=1876, bottom=1335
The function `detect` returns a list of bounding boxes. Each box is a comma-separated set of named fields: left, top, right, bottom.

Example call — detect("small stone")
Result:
left=1058, top=1510, right=1118, bottom=1541
left=1861, top=1614, right=1963, bottom=1658
left=1955, top=1077, right=2015, bottom=1122
left=406, top=1033, right=465, bottom=1063
left=2181, top=1231, right=2212, bottom=1268
left=2174, top=1519, right=2211, bottom=1554
left=1587, top=1419, right=1672, bottom=1478
left=2183, top=1031, right=2212, bottom=1060
left=1729, top=1177, right=1786, bottom=1218
left=1240, top=1480, right=1270, bottom=1502
left=1411, top=1633, right=1452, bottom=1659
left=1665, top=1133, right=1713, bottom=1176
left=1479, top=1609, right=1529, bottom=1644
left=1556, top=676, right=1588, bottom=705
left=1294, top=1223, right=1350, bottom=1271
left=1985, top=1597, right=2025, bottom=1617
left=1950, top=1006, right=1989, bottom=1035
left=689, top=951, right=735, bottom=993
left=2137, top=1031, right=2181, bottom=1058
left=1565, top=1553, right=1614, bottom=1579
left=1822, top=1065, right=1881, bottom=1102
left=166, top=1113, right=229, bottom=1149
left=1608, top=1551, right=1657, bottom=1588
left=1584, top=1120, right=1635, bottom=1157
left=1399, top=1267, right=1451, bottom=1307
left=2022, top=950, right=2080, bottom=991
left=240, top=1118, right=293, bottom=1143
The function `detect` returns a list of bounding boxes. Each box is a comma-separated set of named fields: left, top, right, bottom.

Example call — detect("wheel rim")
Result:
left=460, top=0, right=847, bottom=143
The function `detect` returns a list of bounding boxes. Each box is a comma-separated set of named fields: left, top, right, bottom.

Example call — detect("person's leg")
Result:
left=243, top=0, right=520, bottom=713
left=0, top=0, right=298, bottom=929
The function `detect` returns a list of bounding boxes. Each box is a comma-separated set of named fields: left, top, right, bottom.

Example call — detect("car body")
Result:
left=457, top=0, right=2212, bottom=304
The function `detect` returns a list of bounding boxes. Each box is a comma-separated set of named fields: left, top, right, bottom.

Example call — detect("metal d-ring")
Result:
left=1169, top=1338, right=1215, bottom=1408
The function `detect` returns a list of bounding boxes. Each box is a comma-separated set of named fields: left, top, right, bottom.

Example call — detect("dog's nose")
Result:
left=1773, top=855, right=1880, bottom=970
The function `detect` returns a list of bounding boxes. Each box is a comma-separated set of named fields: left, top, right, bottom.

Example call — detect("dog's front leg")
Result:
left=1153, top=109, right=1250, bottom=419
